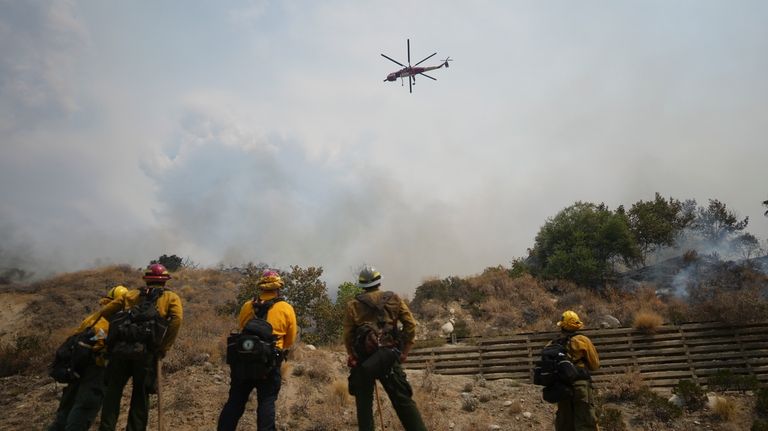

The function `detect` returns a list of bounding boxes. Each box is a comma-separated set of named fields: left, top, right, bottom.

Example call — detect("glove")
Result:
left=347, top=355, right=358, bottom=368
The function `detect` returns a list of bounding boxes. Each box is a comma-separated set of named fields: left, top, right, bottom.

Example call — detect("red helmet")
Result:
left=143, top=263, right=171, bottom=282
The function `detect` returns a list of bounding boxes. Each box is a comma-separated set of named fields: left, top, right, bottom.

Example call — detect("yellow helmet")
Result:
left=257, top=270, right=284, bottom=291
left=107, top=285, right=129, bottom=300
left=557, top=310, right=584, bottom=331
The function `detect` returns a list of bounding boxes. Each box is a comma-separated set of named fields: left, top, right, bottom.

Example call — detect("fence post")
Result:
left=526, top=335, right=533, bottom=384
left=477, top=339, right=484, bottom=378
left=679, top=325, right=698, bottom=385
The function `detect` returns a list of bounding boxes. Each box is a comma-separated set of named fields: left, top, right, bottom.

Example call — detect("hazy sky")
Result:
left=2, top=1, right=767, bottom=294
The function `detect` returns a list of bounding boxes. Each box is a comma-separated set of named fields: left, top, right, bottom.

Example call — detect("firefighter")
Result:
left=343, top=266, right=426, bottom=431
left=555, top=310, right=600, bottom=431
left=217, top=270, right=297, bottom=431
left=97, top=263, right=183, bottom=431
left=48, top=285, right=128, bottom=431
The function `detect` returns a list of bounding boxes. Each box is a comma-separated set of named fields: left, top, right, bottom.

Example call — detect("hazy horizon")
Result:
left=2, top=1, right=767, bottom=294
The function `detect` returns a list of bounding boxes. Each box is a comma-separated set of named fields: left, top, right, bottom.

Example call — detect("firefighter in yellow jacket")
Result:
left=48, top=285, right=128, bottom=431
left=555, top=310, right=600, bottom=431
left=217, top=269, right=297, bottom=431
left=343, top=266, right=426, bottom=431
left=96, top=263, right=183, bottom=431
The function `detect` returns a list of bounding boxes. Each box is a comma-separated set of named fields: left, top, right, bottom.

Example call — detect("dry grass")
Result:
left=711, top=396, right=736, bottom=421
left=328, top=378, right=351, bottom=408
left=633, top=310, right=663, bottom=333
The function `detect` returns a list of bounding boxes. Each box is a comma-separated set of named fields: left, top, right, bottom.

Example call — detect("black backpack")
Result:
left=352, top=292, right=402, bottom=378
left=533, top=334, right=588, bottom=403
left=49, top=327, right=97, bottom=383
left=226, top=298, right=283, bottom=380
left=106, top=288, right=169, bottom=360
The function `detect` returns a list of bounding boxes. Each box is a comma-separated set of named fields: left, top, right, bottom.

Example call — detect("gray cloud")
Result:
left=1, top=1, right=767, bottom=294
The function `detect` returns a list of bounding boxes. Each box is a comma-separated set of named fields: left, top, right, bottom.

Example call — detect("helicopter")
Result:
left=381, top=39, right=451, bottom=93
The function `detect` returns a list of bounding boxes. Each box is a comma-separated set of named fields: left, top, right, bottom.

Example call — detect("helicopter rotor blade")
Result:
left=414, top=52, right=437, bottom=66
left=407, top=39, right=411, bottom=66
left=419, top=72, right=437, bottom=81
left=381, top=54, right=406, bottom=68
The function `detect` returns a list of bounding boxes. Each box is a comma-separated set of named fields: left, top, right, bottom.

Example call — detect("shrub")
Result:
left=461, top=393, right=479, bottom=412
left=707, top=369, right=759, bottom=392
left=633, top=310, right=663, bottom=334
left=599, top=406, right=628, bottom=431
left=756, top=388, right=768, bottom=417
left=672, top=379, right=706, bottom=411
left=306, top=359, right=333, bottom=383
left=151, top=254, right=184, bottom=271
left=453, top=319, right=471, bottom=338
left=601, top=369, right=648, bottom=402
left=637, top=389, right=683, bottom=421
left=0, top=334, right=51, bottom=377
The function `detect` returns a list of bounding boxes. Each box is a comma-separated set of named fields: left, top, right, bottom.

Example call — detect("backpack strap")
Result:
left=252, top=297, right=284, bottom=319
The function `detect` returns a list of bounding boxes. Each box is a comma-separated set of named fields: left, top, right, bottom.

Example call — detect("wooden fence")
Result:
left=405, top=322, right=768, bottom=389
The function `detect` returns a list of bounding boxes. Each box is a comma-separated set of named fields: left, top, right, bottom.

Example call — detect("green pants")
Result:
left=351, top=363, right=427, bottom=431
left=555, top=380, right=598, bottom=431
left=48, top=363, right=106, bottom=431
left=98, top=354, right=157, bottom=431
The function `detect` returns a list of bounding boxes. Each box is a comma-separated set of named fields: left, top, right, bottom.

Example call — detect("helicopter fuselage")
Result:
left=385, top=62, right=448, bottom=82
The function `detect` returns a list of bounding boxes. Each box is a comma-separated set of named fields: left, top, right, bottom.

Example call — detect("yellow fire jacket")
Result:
left=342, top=288, right=418, bottom=356
left=238, top=290, right=297, bottom=350
left=97, top=287, right=184, bottom=355
left=75, top=311, right=110, bottom=367
left=567, top=333, right=600, bottom=371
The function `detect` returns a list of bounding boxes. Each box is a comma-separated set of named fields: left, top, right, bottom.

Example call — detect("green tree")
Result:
left=309, top=281, right=364, bottom=345
left=150, top=254, right=183, bottom=271
left=336, top=281, right=363, bottom=308
left=627, top=193, right=695, bottom=263
left=235, top=264, right=338, bottom=344
left=280, top=265, right=329, bottom=334
left=693, top=199, right=748, bottom=243
left=235, top=263, right=270, bottom=306
left=528, top=202, right=640, bottom=287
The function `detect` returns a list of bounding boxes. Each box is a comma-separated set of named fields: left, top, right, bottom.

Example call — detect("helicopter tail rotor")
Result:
left=442, top=57, right=452, bottom=68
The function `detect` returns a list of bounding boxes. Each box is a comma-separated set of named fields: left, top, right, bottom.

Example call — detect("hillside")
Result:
left=1, top=264, right=767, bottom=430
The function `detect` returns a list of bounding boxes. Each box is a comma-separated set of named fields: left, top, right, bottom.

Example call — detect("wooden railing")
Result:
left=405, top=322, right=768, bottom=388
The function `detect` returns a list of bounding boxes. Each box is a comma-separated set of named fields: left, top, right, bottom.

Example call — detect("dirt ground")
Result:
left=0, top=287, right=760, bottom=431
left=0, top=292, right=40, bottom=345
left=0, top=344, right=759, bottom=431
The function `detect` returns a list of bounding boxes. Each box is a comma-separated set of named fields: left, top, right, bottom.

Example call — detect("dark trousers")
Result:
left=555, top=380, right=598, bottom=431
left=48, top=364, right=106, bottom=431
left=352, top=363, right=426, bottom=431
left=217, top=367, right=282, bottom=431
left=98, top=354, right=156, bottom=431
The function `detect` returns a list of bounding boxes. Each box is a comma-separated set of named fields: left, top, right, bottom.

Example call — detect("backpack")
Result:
left=106, top=288, right=169, bottom=360
left=49, top=327, right=97, bottom=383
left=226, top=298, right=283, bottom=380
left=533, top=334, right=588, bottom=403
left=352, top=292, right=402, bottom=378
